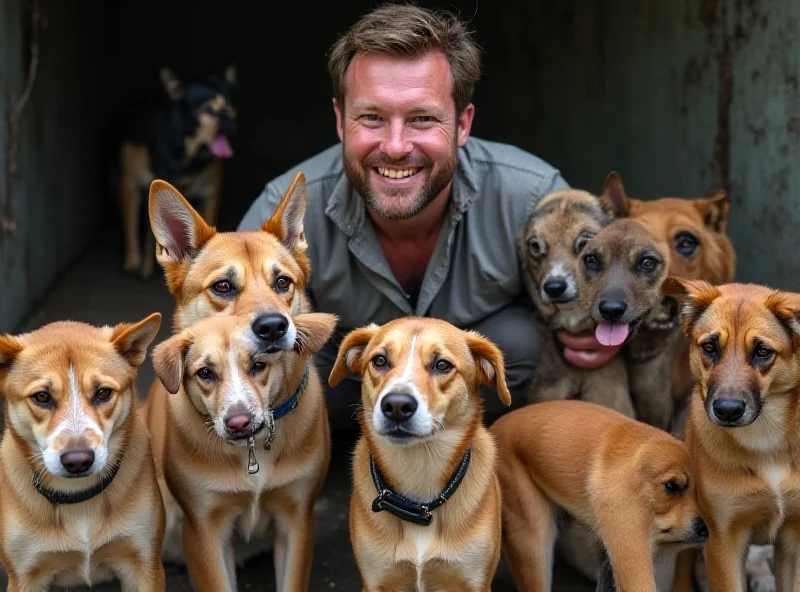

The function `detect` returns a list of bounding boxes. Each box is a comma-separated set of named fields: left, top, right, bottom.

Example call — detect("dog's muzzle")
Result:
left=252, top=312, right=292, bottom=353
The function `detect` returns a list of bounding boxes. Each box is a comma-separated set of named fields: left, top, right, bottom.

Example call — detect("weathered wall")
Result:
left=0, top=0, right=107, bottom=333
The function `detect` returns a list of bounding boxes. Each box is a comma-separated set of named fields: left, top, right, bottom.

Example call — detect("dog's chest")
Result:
left=730, top=459, right=800, bottom=542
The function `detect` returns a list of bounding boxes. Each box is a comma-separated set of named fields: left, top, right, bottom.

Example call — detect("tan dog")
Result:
left=145, top=311, right=336, bottom=592
left=329, top=317, right=511, bottom=592
left=491, top=400, right=708, bottom=592
left=666, top=279, right=800, bottom=592
left=0, top=314, right=165, bottom=591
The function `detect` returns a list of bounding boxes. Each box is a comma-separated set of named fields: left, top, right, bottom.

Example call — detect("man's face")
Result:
left=334, top=50, right=475, bottom=220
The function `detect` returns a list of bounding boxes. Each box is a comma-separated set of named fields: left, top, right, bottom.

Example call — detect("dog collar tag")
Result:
left=246, top=436, right=260, bottom=474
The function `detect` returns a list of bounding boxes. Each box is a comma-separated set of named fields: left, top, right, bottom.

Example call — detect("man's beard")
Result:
left=343, top=143, right=458, bottom=221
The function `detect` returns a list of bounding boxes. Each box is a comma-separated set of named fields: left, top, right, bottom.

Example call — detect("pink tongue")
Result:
left=210, top=135, right=233, bottom=158
left=595, top=322, right=630, bottom=347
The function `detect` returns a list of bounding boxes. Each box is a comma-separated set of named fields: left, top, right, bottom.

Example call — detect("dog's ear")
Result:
left=662, top=276, right=721, bottom=335
left=152, top=332, right=191, bottom=395
left=149, top=180, right=217, bottom=266
left=110, top=313, right=162, bottom=368
left=159, top=67, right=183, bottom=102
left=262, top=172, right=308, bottom=253
left=599, top=171, right=630, bottom=219
left=695, top=188, right=730, bottom=233
left=0, top=334, right=23, bottom=384
left=464, top=330, right=511, bottom=406
left=764, top=291, right=800, bottom=346
left=328, top=324, right=379, bottom=387
left=293, top=313, right=339, bottom=357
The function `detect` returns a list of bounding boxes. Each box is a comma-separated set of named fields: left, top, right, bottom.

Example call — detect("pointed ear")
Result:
left=0, top=334, right=23, bottom=382
left=464, top=330, right=511, bottom=406
left=262, top=172, right=308, bottom=253
left=293, top=313, right=339, bottom=357
left=599, top=171, right=630, bottom=219
left=149, top=180, right=217, bottom=265
left=328, top=324, right=379, bottom=388
left=111, top=313, right=162, bottom=368
left=152, top=332, right=191, bottom=395
left=662, top=276, right=721, bottom=335
left=765, top=291, right=800, bottom=347
left=695, top=188, right=730, bottom=233
left=159, top=67, right=183, bottom=102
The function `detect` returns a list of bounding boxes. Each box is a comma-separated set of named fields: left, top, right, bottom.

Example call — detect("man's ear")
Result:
left=464, top=330, right=511, bottom=406
left=662, top=276, right=722, bottom=335
left=110, top=313, right=162, bottom=368
left=152, top=332, right=191, bottom=395
left=328, top=324, right=380, bottom=387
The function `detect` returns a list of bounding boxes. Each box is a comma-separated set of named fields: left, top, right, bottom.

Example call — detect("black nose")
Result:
left=712, top=398, right=746, bottom=422
left=543, top=278, right=568, bottom=298
left=252, top=313, right=288, bottom=342
left=60, top=449, right=95, bottom=475
left=693, top=517, right=709, bottom=540
left=598, top=299, right=627, bottom=321
left=381, top=392, right=418, bottom=423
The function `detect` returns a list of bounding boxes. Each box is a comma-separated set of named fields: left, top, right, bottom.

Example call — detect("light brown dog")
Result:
left=145, top=310, right=336, bottom=592
left=666, top=278, right=800, bottom=592
left=0, top=314, right=165, bottom=591
left=329, top=317, right=511, bottom=592
left=491, top=399, right=708, bottom=592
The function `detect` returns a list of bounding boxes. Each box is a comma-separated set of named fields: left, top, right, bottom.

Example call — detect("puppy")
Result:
left=147, top=311, right=337, bottom=592
left=0, top=314, right=165, bottom=590
left=666, top=278, right=800, bottom=592
left=491, top=399, right=708, bottom=592
left=329, top=317, right=511, bottom=592
left=519, top=188, right=634, bottom=417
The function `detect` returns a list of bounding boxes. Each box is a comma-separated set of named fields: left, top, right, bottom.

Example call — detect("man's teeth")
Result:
left=377, top=167, right=418, bottom=179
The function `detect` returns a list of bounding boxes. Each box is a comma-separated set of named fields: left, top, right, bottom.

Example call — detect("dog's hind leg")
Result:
left=201, top=160, right=223, bottom=226
left=775, top=523, right=800, bottom=591
left=273, top=497, right=316, bottom=592
left=120, top=144, right=148, bottom=273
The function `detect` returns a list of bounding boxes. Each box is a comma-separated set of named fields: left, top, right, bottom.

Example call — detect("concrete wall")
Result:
left=0, top=0, right=107, bottom=333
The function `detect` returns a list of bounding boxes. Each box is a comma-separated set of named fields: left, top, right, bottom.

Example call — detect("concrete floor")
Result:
left=1, top=235, right=594, bottom=591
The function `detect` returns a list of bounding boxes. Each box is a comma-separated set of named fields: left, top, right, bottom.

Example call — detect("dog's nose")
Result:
left=543, top=278, right=568, bottom=299
left=712, top=398, right=746, bottom=422
left=693, top=517, right=709, bottom=540
left=252, top=313, right=288, bottom=342
left=381, top=392, right=418, bottom=423
left=60, top=449, right=95, bottom=475
left=598, top=299, right=627, bottom=321
left=225, top=413, right=255, bottom=437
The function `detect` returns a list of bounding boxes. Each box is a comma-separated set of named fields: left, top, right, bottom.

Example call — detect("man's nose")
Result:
left=381, top=120, right=413, bottom=160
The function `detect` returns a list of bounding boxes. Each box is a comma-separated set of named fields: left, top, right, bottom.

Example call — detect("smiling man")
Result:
left=238, top=4, right=620, bottom=430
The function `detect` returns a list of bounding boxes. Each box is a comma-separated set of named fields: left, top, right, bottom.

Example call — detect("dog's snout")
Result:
left=543, top=278, right=568, bottom=299
left=252, top=313, right=288, bottom=342
left=60, top=449, right=95, bottom=475
left=225, top=412, right=255, bottom=437
left=598, top=299, right=627, bottom=321
left=381, top=392, right=418, bottom=423
left=712, top=398, right=746, bottom=423
left=693, top=517, right=709, bottom=541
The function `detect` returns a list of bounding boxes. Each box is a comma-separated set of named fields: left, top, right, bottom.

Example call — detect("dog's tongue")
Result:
left=595, top=322, right=630, bottom=347
left=210, top=135, right=233, bottom=158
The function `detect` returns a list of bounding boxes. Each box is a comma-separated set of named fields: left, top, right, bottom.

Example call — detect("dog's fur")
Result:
left=146, top=311, right=336, bottom=592
left=0, top=314, right=165, bottom=591
left=329, top=317, right=511, bottom=592
left=666, top=279, right=800, bottom=592
left=491, top=399, right=707, bottom=592
left=117, top=66, right=238, bottom=278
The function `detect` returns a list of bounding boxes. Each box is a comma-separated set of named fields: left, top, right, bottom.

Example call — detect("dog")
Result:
left=146, top=310, right=336, bottom=592
left=328, top=317, right=511, bottom=592
left=665, top=278, right=800, bottom=592
left=140, top=169, right=320, bottom=569
left=519, top=187, right=634, bottom=418
left=116, top=65, right=238, bottom=278
left=0, top=314, right=165, bottom=590
left=491, top=399, right=708, bottom=592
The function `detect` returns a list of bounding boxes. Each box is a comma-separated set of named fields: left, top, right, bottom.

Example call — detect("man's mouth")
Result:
left=375, top=167, right=422, bottom=179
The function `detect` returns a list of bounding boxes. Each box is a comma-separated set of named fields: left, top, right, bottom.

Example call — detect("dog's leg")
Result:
left=627, top=354, right=673, bottom=431
left=141, top=230, right=155, bottom=279
left=117, top=559, right=166, bottom=592
left=121, top=178, right=142, bottom=272
left=182, top=515, right=238, bottom=592
left=595, top=546, right=616, bottom=592
left=202, top=160, right=223, bottom=226
left=584, top=357, right=634, bottom=418
left=557, top=520, right=604, bottom=582
left=672, top=549, right=699, bottom=592
left=704, top=530, right=749, bottom=592
left=775, top=523, right=800, bottom=591
left=273, top=498, right=315, bottom=592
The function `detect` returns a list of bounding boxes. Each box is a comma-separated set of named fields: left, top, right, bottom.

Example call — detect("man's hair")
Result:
left=327, top=3, right=482, bottom=115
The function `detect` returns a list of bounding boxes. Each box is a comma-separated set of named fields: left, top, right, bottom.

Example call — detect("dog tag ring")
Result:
left=247, top=436, right=260, bottom=474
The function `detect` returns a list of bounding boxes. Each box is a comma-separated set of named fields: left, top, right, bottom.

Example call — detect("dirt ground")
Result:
left=0, top=234, right=594, bottom=591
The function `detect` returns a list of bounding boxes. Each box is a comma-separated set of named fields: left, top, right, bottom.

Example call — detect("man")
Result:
left=238, top=4, right=619, bottom=430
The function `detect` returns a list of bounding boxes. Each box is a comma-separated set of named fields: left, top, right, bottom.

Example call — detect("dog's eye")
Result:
left=701, top=341, right=717, bottom=356
left=433, top=359, right=454, bottom=373
left=252, top=361, right=267, bottom=373
left=197, top=367, right=216, bottom=380
left=274, top=276, right=293, bottom=293
left=372, top=354, right=388, bottom=369
left=527, top=238, right=546, bottom=258
left=94, top=388, right=113, bottom=403
left=675, top=232, right=699, bottom=257
left=638, top=256, right=659, bottom=272
left=664, top=480, right=682, bottom=495
left=583, top=253, right=599, bottom=270
left=754, top=346, right=774, bottom=360
left=32, top=391, right=52, bottom=406
left=212, top=280, right=235, bottom=295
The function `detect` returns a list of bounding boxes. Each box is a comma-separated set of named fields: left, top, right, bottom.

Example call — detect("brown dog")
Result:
left=666, top=278, right=800, bottom=592
left=491, top=399, right=707, bottom=592
left=146, top=310, right=336, bottom=592
left=329, top=317, right=511, bottom=592
left=0, top=314, right=165, bottom=591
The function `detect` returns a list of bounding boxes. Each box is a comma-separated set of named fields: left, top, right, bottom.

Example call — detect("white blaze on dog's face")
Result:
left=153, top=312, right=336, bottom=443
left=0, top=314, right=161, bottom=480
left=329, top=318, right=511, bottom=446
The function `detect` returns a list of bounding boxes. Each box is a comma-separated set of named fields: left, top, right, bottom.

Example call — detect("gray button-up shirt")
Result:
left=237, top=136, right=568, bottom=339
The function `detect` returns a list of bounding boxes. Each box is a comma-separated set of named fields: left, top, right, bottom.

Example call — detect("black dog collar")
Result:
left=369, top=447, right=471, bottom=526
left=32, top=461, right=121, bottom=505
